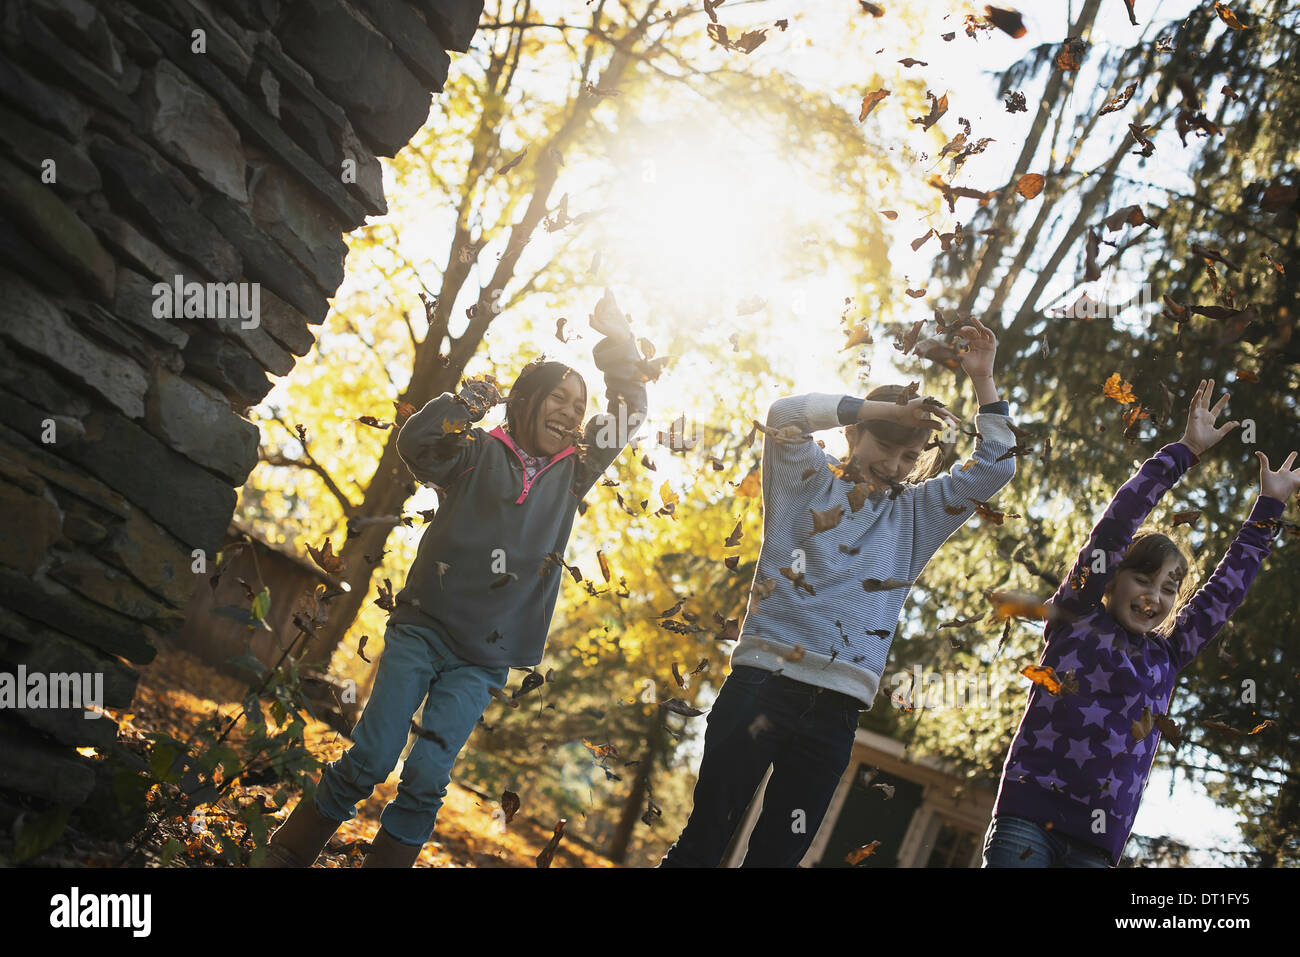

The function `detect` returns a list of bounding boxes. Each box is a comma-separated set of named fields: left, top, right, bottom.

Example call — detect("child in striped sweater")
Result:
left=984, top=379, right=1297, bottom=867
left=661, top=316, right=1017, bottom=867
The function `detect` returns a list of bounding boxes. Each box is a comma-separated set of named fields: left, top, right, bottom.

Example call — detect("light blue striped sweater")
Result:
left=730, top=392, right=1018, bottom=706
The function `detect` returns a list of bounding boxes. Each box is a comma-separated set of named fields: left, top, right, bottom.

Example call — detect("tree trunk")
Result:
left=298, top=18, right=650, bottom=671
left=606, top=703, right=668, bottom=864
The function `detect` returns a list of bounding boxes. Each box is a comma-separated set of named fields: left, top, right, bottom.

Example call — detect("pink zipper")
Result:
left=489, top=426, right=577, bottom=504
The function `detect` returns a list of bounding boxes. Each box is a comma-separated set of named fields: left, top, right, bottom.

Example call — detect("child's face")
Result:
left=525, top=374, right=585, bottom=457
left=1104, top=555, right=1184, bottom=634
left=850, top=426, right=928, bottom=486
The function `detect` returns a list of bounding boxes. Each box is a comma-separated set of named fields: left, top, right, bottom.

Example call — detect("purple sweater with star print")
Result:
left=991, top=442, right=1286, bottom=865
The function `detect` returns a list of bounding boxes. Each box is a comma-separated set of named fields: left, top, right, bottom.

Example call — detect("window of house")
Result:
left=924, top=819, right=979, bottom=868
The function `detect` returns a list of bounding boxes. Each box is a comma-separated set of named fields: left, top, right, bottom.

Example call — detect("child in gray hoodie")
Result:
left=261, top=290, right=647, bottom=867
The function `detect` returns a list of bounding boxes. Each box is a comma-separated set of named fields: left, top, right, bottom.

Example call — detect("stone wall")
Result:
left=0, top=0, right=482, bottom=829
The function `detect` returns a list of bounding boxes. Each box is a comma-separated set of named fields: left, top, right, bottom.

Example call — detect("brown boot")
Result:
left=258, top=797, right=343, bottom=868
left=361, top=827, right=424, bottom=868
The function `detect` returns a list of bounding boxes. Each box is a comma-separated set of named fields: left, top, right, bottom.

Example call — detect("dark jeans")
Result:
left=660, top=665, right=861, bottom=867
left=981, top=815, right=1112, bottom=868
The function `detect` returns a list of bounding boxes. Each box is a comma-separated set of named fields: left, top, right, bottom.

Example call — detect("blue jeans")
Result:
left=660, top=666, right=861, bottom=867
left=313, top=621, right=509, bottom=847
left=982, top=814, right=1113, bottom=868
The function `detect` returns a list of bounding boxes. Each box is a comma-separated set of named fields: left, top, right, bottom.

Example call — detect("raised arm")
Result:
left=1050, top=379, right=1239, bottom=619
left=572, top=288, right=649, bottom=494
left=395, top=380, right=496, bottom=488
left=1168, top=449, right=1298, bottom=669
left=903, top=316, right=1016, bottom=576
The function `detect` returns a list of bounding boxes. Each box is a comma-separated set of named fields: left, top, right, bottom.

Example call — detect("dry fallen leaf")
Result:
left=1016, top=173, right=1045, bottom=199
left=845, top=841, right=882, bottom=865
left=859, top=89, right=890, bottom=121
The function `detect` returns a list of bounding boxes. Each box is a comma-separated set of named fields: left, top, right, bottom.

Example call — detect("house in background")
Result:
left=723, top=727, right=996, bottom=867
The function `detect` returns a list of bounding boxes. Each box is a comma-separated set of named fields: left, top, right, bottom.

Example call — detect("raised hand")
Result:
left=1256, top=450, right=1300, bottom=503
left=1179, top=378, right=1239, bottom=455
left=899, top=396, right=961, bottom=432
left=589, top=287, right=633, bottom=340
left=955, top=315, right=998, bottom=380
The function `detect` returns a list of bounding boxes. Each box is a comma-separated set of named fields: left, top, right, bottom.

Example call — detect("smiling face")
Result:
left=850, top=425, right=930, bottom=486
left=520, top=373, right=586, bottom=458
left=1103, top=554, right=1185, bottom=634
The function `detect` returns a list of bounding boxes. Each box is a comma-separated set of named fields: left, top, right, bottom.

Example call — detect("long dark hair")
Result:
left=1102, top=527, right=1198, bottom=637
left=505, top=359, right=587, bottom=441
left=843, top=384, right=946, bottom=482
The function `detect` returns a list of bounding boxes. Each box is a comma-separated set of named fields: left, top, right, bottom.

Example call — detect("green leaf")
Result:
left=226, top=654, right=268, bottom=677
left=212, top=604, right=258, bottom=627
left=149, top=744, right=177, bottom=783
left=14, top=806, right=71, bottom=862
left=252, top=587, right=271, bottom=622
left=160, top=837, right=183, bottom=864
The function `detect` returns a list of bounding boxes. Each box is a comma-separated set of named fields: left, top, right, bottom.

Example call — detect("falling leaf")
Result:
left=1084, top=228, right=1102, bottom=281
left=597, top=550, right=611, bottom=582
left=1004, top=90, right=1027, bottom=113
left=847, top=482, right=873, bottom=513
left=784, top=644, right=805, bottom=662
left=1015, top=173, right=1045, bottom=199
left=661, top=698, right=705, bottom=717
left=393, top=400, right=417, bottom=425
left=859, top=2, right=885, bottom=15
left=911, top=90, right=948, bottom=131
left=898, top=57, right=928, bottom=67
left=583, top=739, right=619, bottom=761
left=1098, top=81, right=1138, bottom=115
left=811, top=505, right=845, bottom=534
left=862, top=577, right=912, bottom=591
left=490, top=572, right=518, bottom=590
left=987, top=588, right=1050, bottom=621
left=1190, top=242, right=1240, bottom=272
left=1249, top=720, right=1275, bottom=734
left=780, top=567, right=816, bottom=595
left=968, top=498, right=1017, bottom=524
left=753, top=577, right=776, bottom=601
left=513, top=672, right=545, bottom=700
left=1153, top=713, right=1183, bottom=747
left=880, top=209, right=898, bottom=220
left=307, top=538, right=345, bottom=575
left=495, top=148, right=528, bottom=176
left=1021, top=664, right=1064, bottom=695
left=724, top=520, right=744, bottom=547
left=1213, top=2, right=1252, bottom=29
left=1055, top=36, right=1086, bottom=71
left=356, top=634, right=371, bottom=664
left=858, top=89, right=890, bottom=121
left=910, top=228, right=937, bottom=251
left=1131, top=706, right=1155, bottom=741
left=735, top=468, right=762, bottom=498
left=500, top=790, right=520, bottom=826
left=1171, top=509, right=1201, bottom=528
left=1103, top=204, right=1159, bottom=231
left=845, top=841, right=882, bottom=865
left=984, top=6, right=1026, bottom=39
left=1103, top=372, right=1137, bottom=405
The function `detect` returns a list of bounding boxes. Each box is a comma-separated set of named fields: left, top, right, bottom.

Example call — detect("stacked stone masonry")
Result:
left=0, top=0, right=483, bottom=818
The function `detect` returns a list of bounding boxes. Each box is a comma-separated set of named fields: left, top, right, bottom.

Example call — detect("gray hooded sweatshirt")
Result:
left=390, top=334, right=646, bottom=668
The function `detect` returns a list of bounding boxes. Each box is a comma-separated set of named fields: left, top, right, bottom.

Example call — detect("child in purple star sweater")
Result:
left=985, top=379, right=1298, bottom=867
